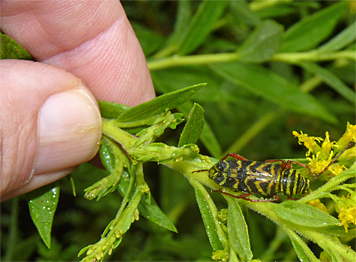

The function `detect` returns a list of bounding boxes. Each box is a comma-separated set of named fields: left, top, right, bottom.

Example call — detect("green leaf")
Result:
left=317, top=21, right=356, bottom=53
left=297, top=61, right=356, bottom=105
left=255, top=5, right=296, bottom=19
left=99, top=137, right=116, bottom=172
left=118, top=83, right=206, bottom=122
left=0, top=34, right=33, bottom=60
left=177, top=101, right=222, bottom=158
left=229, top=0, right=260, bottom=27
left=137, top=194, right=178, bottom=233
left=177, top=0, right=228, bottom=55
left=289, top=234, right=313, bottom=262
left=239, top=20, right=283, bottom=62
left=151, top=67, right=224, bottom=102
left=280, top=2, right=348, bottom=52
left=194, top=186, right=222, bottom=251
left=226, top=198, right=253, bottom=262
left=200, top=122, right=222, bottom=159
left=275, top=201, right=340, bottom=227
left=98, top=101, right=130, bottom=120
left=210, top=62, right=337, bottom=123
left=116, top=176, right=177, bottom=233
left=178, top=103, right=205, bottom=147
left=26, top=183, right=60, bottom=248
left=131, top=22, right=165, bottom=56
left=161, top=1, right=192, bottom=54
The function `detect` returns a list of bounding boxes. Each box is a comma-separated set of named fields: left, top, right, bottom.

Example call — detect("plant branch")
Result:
left=147, top=51, right=355, bottom=71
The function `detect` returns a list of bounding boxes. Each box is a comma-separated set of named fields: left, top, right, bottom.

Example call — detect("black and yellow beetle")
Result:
left=195, top=143, right=351, bottom=202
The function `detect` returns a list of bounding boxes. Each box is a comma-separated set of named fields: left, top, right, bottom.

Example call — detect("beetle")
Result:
left=195, top=143, right=352, bottom=202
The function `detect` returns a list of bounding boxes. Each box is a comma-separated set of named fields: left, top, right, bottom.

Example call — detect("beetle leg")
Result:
left=213, top=189, right=280, bottom=202
left=222, top=153, right=248, bottom=161
left=265, top=159, right=291, bottom=169
left=266, top=159, right=312, bottom=172
left=311, top=142, right=353, bottom=182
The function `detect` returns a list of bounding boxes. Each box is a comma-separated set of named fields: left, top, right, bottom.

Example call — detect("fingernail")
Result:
left=34, top=85, right=102, bottom=174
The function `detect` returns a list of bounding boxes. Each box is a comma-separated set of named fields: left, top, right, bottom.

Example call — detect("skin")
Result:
left=0, top=0, right=155, bottom=200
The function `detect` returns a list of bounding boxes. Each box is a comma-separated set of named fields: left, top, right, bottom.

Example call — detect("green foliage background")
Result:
left=1, top=1, right=355, bottom=261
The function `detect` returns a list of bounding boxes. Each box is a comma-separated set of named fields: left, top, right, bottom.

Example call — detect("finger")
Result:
left=1, top=0, right=155, bottom=106
left=1, top=60, right=102, bottom=201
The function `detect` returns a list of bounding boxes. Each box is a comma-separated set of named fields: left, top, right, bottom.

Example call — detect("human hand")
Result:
left=0, top=0, right=155, bottom=201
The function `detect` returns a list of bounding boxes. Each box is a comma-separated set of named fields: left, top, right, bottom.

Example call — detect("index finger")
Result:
left=1, top=0, right=155, bottom=106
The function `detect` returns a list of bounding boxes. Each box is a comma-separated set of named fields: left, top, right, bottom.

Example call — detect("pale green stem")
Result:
left=148, top=52, right=240, bottom=71
left=102, top=118, right=137, bottom=150
left=300, top=76, right=323, bottom=92
left=147, top=51, right=355, bottom=71
left=272, top=51, right=356, bottom=63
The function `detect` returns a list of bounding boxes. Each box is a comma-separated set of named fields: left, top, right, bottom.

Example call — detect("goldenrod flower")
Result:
left=308, top=199, right=329, bottom=214
left=335, top=195, right=356, bottom=233
left=337, top=122, right=356, bottom=150
left=293, top=123, right=355, bottom=180
left=320, top=132, right=338, bottom=158
left=292, top=131, right=322, bottom=156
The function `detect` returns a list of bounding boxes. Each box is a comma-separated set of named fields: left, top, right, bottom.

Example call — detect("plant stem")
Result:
left=147, top=51, right=356, bottom=71
left=148, top=52, right=240, bottom=71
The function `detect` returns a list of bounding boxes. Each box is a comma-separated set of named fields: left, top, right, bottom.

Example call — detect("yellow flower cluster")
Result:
left=335, top=194, right=356, bottom=233
left=295, top=123, right=356, bottom=232
left=292, top=122, right=356, bottom=180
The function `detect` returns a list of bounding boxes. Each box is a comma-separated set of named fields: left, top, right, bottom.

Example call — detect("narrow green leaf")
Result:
left=26, top=183, right=60, bottom=248
left=317, top=21, right=356, bottom=53
left=255, top=5, right=296, bottom=19
left=118, top=83, right=206, bottom=122
left=166, top=1, right=192, bottom=49
left=229, top=0, right=260, bottom=27
left=226, top=198, right=253, bottom=262
left=173, top=1, right=192, bottom=41
left=239, top=20, right=283, bottom=62
left=0, top=34, right=33, bottom=60
left=178, top=103, right=205, bottom=147
left=178, top=101, right=222, bottom=158
left=289, top=234, right=313, bottom=262
left=297, top=61, right=356, bottom=105
left=280, top=2, right=348, bottom=52
left=116, top=167, right=178, bottom=233
left=177, top=0, right=228, bottom=55
left=200, top=121, right=222, bottom=159
left=194, top=187, right=222, bottom=251
left=99, top=137, right=116, bottom=172
left=131, top=22, right=165, bottom=56
left=138, top=194, right=178, bottom=233
left=317, top=225, right=356, bottom=238
left=275, top=201, right=340, bottom=227
left=98, top=101, right=131, bottom=120
left=210, top=62, right=337, bottom=123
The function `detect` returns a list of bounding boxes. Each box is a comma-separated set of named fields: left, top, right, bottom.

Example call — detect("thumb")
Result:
left=1, top=60, right=102, bottom=201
